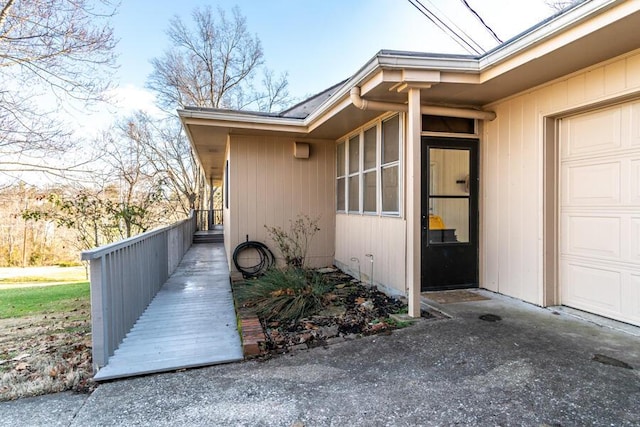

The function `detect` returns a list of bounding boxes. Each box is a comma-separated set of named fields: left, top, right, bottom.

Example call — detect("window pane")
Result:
left=348, top=135, right=359, bottom=174
left=428, top=198, right=469, bottom=243
left=336, top=142, right=345, bottom=177
left=348, top=175, right=359, bottom=212
left=363, top=126, right=376, bottom=170
left=382, top=115, right=399, bottom=164
left=422, top=115, right=475, bottom=134
left=382, top=165, right=398, bottom=212
left=429, top=148, right=469, bottom=196
left=363, top=171, right=376, bottom=212
left=336, top=178, right=345, bottom=211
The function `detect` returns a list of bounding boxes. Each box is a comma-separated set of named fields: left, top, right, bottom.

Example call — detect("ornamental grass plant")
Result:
left=237, top=268, right=332, bottom=323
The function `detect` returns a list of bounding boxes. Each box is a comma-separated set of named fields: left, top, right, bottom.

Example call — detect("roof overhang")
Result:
left=179, top=0, right=640, bottom=183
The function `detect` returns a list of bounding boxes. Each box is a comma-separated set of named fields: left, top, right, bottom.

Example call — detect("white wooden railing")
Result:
left=81, top=212, right=196, bottom=371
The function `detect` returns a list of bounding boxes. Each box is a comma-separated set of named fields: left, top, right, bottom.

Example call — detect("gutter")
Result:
left=178, top=108, right=308, bottom=134
left=349, top=87, right=496, bottom=121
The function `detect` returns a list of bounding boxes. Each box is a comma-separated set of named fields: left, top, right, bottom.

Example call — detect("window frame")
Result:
left=380, top=114, right=402, bottom=216
left=336, top=142, right=346, bottom=212
left=335, top=113, right=403, bottom=217
left=347, top=134, right=361, bottom=213
left=362, top=124, right=378, bottom=214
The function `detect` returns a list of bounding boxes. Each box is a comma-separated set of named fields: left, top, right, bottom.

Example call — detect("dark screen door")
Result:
left=421, top=137, right=478, bottom=291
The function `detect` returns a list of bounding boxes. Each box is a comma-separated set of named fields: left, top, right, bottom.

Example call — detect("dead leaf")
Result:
left=15, top=362, right=30, bottom=371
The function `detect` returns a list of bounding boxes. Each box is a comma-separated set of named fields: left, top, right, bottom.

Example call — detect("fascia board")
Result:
left=376, top=53, right=479, bottom=73
left=478, top=0, right=620, bottom=71
left=303, top=56, right=383, bottom=124
left=178, top=109, right=307, bottom=133
left=304, top=54, right=479, bottom=125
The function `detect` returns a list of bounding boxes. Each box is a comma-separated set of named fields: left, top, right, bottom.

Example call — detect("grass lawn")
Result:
left=0, top=266, right=86, bottom=284
left=0, top=282, right=90, bottom=319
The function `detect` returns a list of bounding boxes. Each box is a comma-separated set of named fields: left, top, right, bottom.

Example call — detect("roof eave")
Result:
left=479, top=0, right=621, bottom=70
left=178, top=108, right=307, bottom=133
left=180, top=0, right=634, bottom=136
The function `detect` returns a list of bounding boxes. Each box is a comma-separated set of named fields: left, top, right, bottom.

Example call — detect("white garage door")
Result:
left=560, top=100, right=640, bottom=327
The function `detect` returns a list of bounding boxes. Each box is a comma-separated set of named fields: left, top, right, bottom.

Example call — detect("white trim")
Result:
left=479, top=0, right=620, bottom=70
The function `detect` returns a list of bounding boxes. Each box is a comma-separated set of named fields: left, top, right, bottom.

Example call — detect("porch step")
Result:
left=193, top=230, right=224, bottom=244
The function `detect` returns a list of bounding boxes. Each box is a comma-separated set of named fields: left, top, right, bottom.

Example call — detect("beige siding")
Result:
left=483, top=49, right=640, bottom=305
left=335, top=214, right=406, bottom=295
left=227, top=135, right=335, bottom=269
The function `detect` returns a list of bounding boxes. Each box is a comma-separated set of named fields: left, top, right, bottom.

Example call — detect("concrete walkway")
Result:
left=2, top=290, right=639, bottom=426
left=94, top=243, right=242, bottom=381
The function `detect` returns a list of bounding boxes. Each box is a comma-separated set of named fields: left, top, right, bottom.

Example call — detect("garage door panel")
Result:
left=631, top=218, right=640, bottom=262
left=563, top=108, right=621, bottom=158
left=630, top=159, right=640, bottom=204
left=560, top=100, right=640, bottom=327
left=562, top=161, right=621, bottom=205
left=563, top=215, right=621, bottom=258
left=562, top=262, right=621, bottom=313
left=631, top=102, right=640, bottom=146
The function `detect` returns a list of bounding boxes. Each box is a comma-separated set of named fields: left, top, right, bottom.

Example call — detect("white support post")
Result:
left=406, top=88, right=422, bottom=317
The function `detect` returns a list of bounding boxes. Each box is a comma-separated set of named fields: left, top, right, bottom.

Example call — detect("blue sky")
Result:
left=109, top=0, right=556, bottom=108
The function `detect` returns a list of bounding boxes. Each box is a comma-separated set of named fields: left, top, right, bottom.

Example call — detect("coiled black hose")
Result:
left=232, top=241, right=275, bottom=279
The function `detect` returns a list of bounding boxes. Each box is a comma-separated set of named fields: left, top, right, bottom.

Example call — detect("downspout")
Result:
left=350, top=87, right=496, bottom=121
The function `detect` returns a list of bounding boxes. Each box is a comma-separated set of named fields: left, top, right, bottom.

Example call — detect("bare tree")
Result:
left=545, top=1, right=580, bottom=12
left=100, top=127, right=166, bottom=238
left=147, top=5, right=291, bottom=113
left=123, top=112, right=207, bottom=217
left=256, top=69, right=291, bottom=113
left=0, top=0, right=117, bottom=176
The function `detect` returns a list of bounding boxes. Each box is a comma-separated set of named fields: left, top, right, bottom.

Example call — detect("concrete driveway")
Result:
left=2, top=290, right=639, bottom=426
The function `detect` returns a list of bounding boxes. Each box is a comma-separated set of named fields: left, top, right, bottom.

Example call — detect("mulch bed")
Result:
left=233, top=269, right=433, bottom=357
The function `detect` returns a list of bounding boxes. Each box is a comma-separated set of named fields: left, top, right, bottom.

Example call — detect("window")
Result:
left=336, top=142, right=345, bottom=211
left=422, top=115, right=475, bottom=134
left=363, top=126, right=377, bottom=213
left=348, top=135, right=360, bottom=212
left=335, top=114, right=402, bottom=216
left=381, top=115, right=400, bottom=213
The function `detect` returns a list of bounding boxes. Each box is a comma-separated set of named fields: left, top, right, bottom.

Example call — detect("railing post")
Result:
left=89, top=257, right=109, bottom=370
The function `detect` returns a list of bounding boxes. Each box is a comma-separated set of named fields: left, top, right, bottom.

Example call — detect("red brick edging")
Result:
left=239, top=314, right=266, bottom=357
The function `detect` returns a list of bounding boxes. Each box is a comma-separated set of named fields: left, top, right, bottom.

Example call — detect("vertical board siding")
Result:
left=228, top=135, right=335, bottom=268
left=483, top=50, right=640, bottom=305
left=335, top=214, right=406, bottom=295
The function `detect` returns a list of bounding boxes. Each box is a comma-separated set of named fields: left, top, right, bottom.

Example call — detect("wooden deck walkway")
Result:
left=93, top=243, right=243, bottom=381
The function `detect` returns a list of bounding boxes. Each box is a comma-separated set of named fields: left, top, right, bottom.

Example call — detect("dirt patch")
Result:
left=0, top=303, right=95, bottom=401
left=236, top=270, right=432, bottom=357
